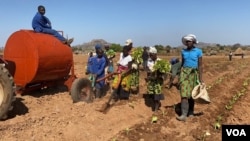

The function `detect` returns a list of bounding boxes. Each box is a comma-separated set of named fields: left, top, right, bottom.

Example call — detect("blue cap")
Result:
left=95, top=44, right=101, bottom=50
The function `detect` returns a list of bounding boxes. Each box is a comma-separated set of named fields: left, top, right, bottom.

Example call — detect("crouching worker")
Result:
left=111, top=46, right=132, bottom=101
left=167, top=57, right=182, bottom=89
left=90, top=49, right=106, bottom=99
left=146, top=47, right=165, bottom=111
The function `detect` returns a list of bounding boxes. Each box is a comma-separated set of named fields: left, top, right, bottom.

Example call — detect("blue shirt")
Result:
left=32, top=12, right=52, bottom=32
left=90, top=56, right=106, bottom=77
left=90, top=56, right=106, bottom=88
left=181, top=47, right=202, bottom=68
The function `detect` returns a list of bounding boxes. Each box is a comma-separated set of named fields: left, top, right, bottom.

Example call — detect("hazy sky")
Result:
left=0, top=0, right=250, bottom=47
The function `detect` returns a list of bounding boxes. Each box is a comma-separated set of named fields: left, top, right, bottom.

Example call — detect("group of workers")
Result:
left=32, top=5, right=204, bottom=122
left=85, top=34, right=203, bottom=122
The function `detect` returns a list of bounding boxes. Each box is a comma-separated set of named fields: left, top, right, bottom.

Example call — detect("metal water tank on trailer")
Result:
left=3, top=30, right=74, bottom=92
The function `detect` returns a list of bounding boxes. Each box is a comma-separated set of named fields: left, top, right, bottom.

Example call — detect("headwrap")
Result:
left=149, top=46, right=157, bottom=54
left=182, top=34, right=198, bottom=45
left=95, top=44, right=102, bottom=50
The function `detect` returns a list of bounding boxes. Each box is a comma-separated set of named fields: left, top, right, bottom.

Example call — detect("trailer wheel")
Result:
left=70, top=78, right=94, bottom=103
left=0, top=65, right=15, bottom=120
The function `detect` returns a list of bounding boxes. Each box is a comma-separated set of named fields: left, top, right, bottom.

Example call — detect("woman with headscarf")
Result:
left=177, top=34, right=204, bottom=121
left=111, top=46, right=133, bottom=100
left=167, top=57, right=182, bottom=89
left=146, top=47, right=165, bottom=111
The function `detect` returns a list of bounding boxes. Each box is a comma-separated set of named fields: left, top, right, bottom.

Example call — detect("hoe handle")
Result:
left=96, top=72, right=119, bottom=82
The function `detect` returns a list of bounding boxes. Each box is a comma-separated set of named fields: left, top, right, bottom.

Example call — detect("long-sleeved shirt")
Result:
left=32, top=12, right=52, bottom=32
left=90, top=56, right=106, bottom=88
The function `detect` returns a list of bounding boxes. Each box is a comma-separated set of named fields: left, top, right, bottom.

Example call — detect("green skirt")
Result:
left=179, top=68, right=199, bottom=98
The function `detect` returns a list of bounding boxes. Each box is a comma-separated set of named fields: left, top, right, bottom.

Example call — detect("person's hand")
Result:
left=92, top=74, right=97, bottom=78
left=132, top=63, right=138, bottom=70
left=199, top=80, right=205, bottom=85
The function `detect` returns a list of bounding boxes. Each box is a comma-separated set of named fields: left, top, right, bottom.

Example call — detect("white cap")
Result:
left=149, top=46, right=157, bottom=54
left=125, top=39, right=133, bottom=46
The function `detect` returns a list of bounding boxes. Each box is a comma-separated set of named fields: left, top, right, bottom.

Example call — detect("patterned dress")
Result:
left=146, top=58, right=164, bottom=100
left=111, top=53, right=132, bottom=98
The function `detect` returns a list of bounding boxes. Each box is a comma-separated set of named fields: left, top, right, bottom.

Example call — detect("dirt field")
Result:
left=1, top=54, right=250, bottom=141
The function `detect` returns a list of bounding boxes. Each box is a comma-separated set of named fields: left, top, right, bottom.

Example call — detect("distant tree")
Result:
left=232, top=43, right=241, bottom=50
left=154, top=44, right=164, bottom=52
left=110, top=43, right=122, bottom=52
left=233, top=43, right=241, bottom=48
left=219, top=46, right=224, bottom=50
left=216, top=44, right=221, bottom=47
left=165, top=45, right=171, bottom=53
left=71, top=47, right=78, bottom=52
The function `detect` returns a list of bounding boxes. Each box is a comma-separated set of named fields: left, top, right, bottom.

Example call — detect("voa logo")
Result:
left=226, top=129, right=246, bottom=136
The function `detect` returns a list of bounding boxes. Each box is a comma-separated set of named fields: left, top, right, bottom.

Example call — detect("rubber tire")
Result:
left=0, top=65, right=15, bottom=120
left=70, top=78, right=94, bottom=103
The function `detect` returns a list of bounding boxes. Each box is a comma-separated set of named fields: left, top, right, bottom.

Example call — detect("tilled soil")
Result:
left=1, top=54, right=250, bottom=141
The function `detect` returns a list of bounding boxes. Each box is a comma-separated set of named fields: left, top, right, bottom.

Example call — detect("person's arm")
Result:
left=181, top=56, right=184, bottom=67
left=40, top=16, right=52, bottom=29
left=198, top=57, right=203, bottom=83
left=181, top=50, right=184, bottom=68
left=121, top=61, right=132, bottom=77
left=171, top=64, right=178, bottom=76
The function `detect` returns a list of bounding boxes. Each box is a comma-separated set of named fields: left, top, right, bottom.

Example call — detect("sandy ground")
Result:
left=0, top=54, right=250, bottom=141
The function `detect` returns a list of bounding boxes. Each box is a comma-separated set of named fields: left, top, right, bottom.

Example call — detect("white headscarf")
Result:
left=149, top=46, right=157, bottom=54
left=182, top=34, right=199, bottom=45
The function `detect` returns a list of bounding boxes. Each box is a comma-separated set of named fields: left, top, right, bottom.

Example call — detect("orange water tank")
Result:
left=3, top=30, right=73, bottom=88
